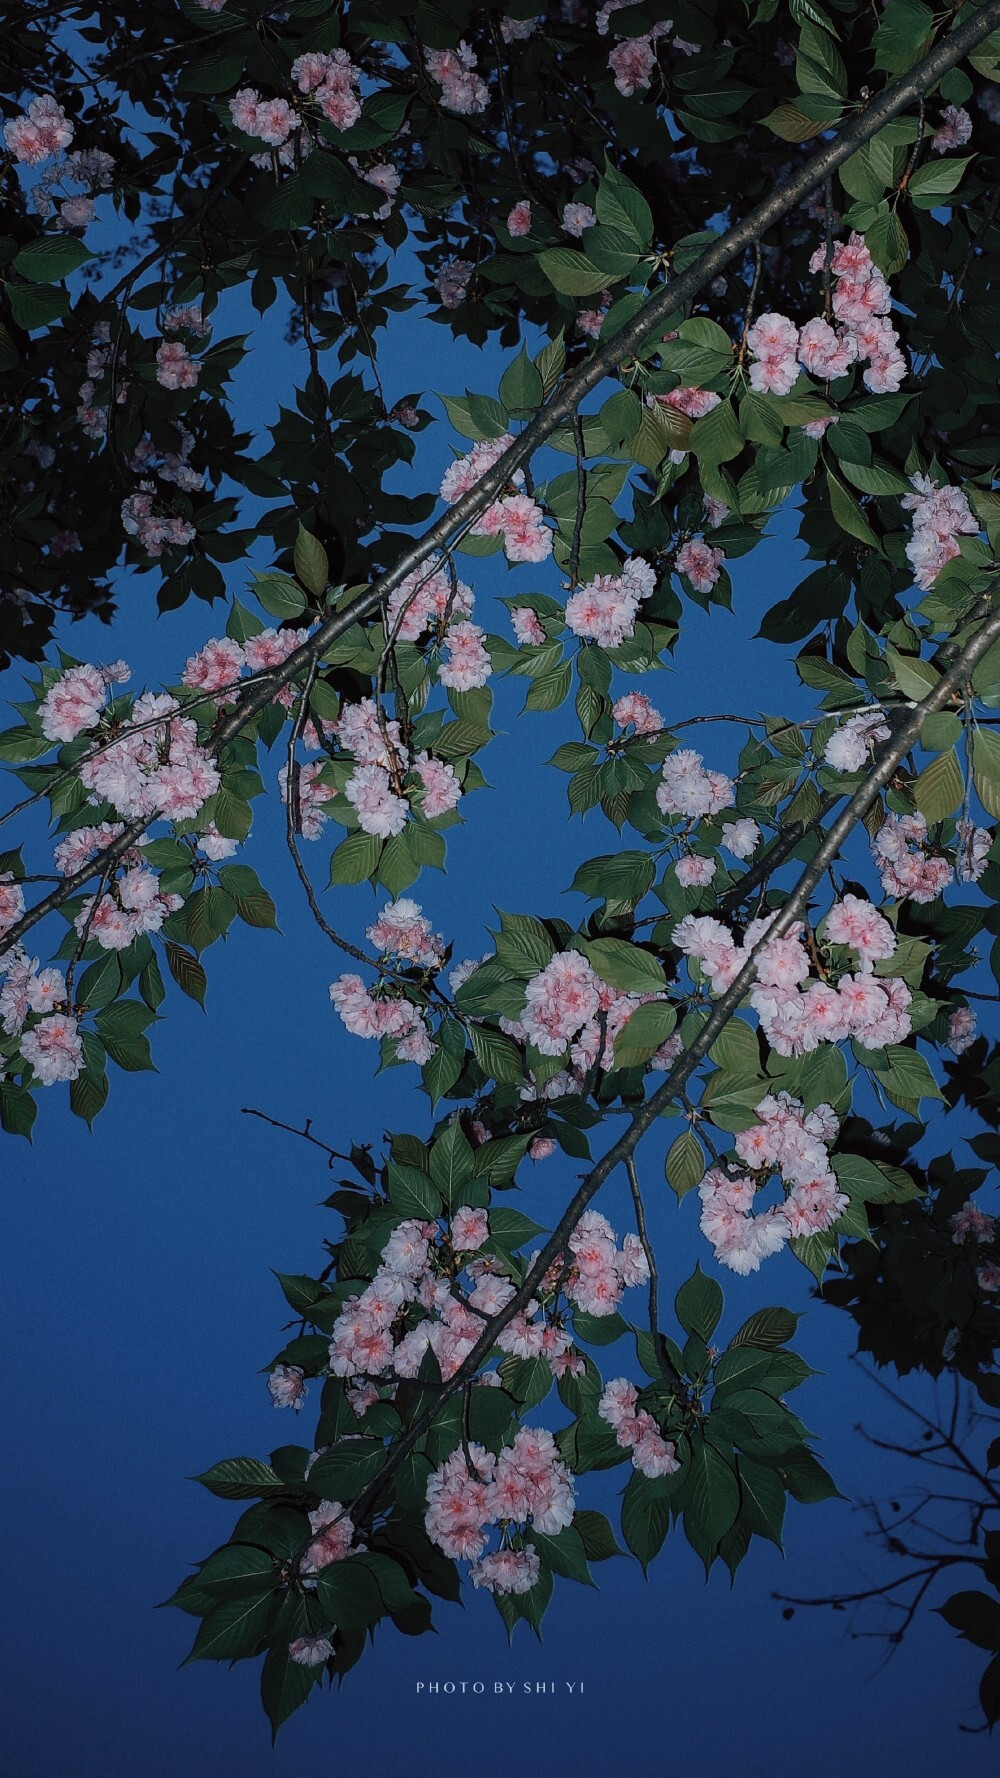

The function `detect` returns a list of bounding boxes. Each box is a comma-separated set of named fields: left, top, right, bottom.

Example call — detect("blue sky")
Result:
left=0, top=261, right=994, bottom=1778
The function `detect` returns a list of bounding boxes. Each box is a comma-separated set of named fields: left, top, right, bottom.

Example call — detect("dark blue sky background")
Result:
left=0, top=268, right=994, bottom=1778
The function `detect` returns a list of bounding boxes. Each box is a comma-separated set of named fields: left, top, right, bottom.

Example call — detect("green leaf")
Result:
left=261, top=1643, right=322, bottom=1736
left=0, top=1081, right=37, bottom=1140
left=429, top=1118, right=474, bottom=1208
left=218, top=863, right=279, bottom=929
left=163, top=940, right=207, bottom=1006
left=573, top=1509, right=624, bottom=1561
left=828, top=472, right=880, bottom=548
left=294, top=525, right=329, bottom=597
left=675, top=1265, right=723, bottom=1342
left=621, top=1471, right=675, bottom=1571
left=683, top=1434, right=740, bottom=1570
left=665, top=1129, right=704, bottom=1201
left=468, top=1022, right=523, bottom=1085
left=610, top=999, right=677, bottom=1069
left=315, top=1558, right=383, bottom=1634
left=689, top=400, right=744, bottom=466
left=737, top=1455, right=786, bottom=1549
left=499, top=348, right=543, bottom=413
left=387, top=1161, right=442, bottom=1218
left=7, top=284, right=69, bottom=330
left=908, top=155, right=974, bottom=206
left=14, top=235, right=94, bottom=282
left=973, top=726, right=1000, bottom=819
left=938, top=1590, right=1000, bottom=1652
left=307, top=1438, right=385, bottom=1500
left=422, top=1019, right=465, bottom=1107
left=578, top=937, right=666, bottom=993
left=728, top=1307, right=799, bottom=1350
left=252, top=572, right=308, bottom=620
left=524, top=660, right=572, bottom=713
left=185, top=1591, right=277, bottom=1663
left=912, top=746, right=962, bottom=824
left=868, top=1044, right=944, bottom=1109
left=329, top=830, right=383, bottom=885
left=538, top=248, right=611, bottom=297
left=196, top=1544, right=277, bottom=1596
left=529, top=1524, right=594, bottom=1586
left=194, top=1457, right=286, bottom=1499
left=378, top=831, right=419, bottom=897
left=595, top=165, right=652, bottom=247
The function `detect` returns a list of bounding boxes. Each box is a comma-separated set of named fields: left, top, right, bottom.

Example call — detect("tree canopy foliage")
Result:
left=2, top=0, right=1000, bottom=1741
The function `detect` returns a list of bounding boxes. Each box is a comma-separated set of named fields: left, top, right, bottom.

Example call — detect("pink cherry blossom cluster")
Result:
left=292, top=49, right=363, bottom=130
left=52, top=820, right=128, bottom=876
left=440, top=435, right=551, bottom=565
left=656, top=747, right=734, bottom=821
left=365, top=898, right=446, bottom=969
left=386, top=558, right=474, bottom=641
left=29, top=145, right=115, bottom=233
left=872, top=812, right=956, bottom=902
left=499, top=15, right=539, bottom=43
left=744, top=231, right=906, bottom=399
left=510, top=605, right=547, bottom=648
left=561, top=201, right=597, bottom=238
left=675, top=536, right=724, bottom=595
left=437, top=619, right=493, bottom=690
left=433, top=257, right=474, bottom=308
left=230, top=88, right=301, bottom=148
left=155, top=339, right=200, bottom=391
left=598, top=1377, right=680, bottom=1477
left=4, top=94, right=74, bottom=165
left=120, top=487, right=196, bottom=557
left=0, top=874, right=25, bottom=939
left=745, top=312, right=801, bottom=397
left=425, top=1428, right=574, bottom=1595
left=507, top=198, right=533, bottom=236
left=267, top=1363, right=308, bottom=1410
left=577, top=293, right=612, bottom=339
left=562, top=1207, right=650, bottom=1317
left=74, top=691, right=221, bottom=823
left=276, top=759, right=336, bottom=838
left=230, top=52, right=364, bottom=155
left=823, top=708, right=890, bottom=773
left=0, top=946, right=82, bottom=1086
left=931, top=104, right=972, bottom=153
left=327, top=1208, right=543, bottom=1386
left=503, top=956, right=667, bottom=1090
left=612, top=690, right=662, bottom=734
left=350, top=157, right=401, bottom=219
left=74, top=865, right=183, bottom=952
left=38, top=659, right=129, bottom=744
left=424, top=43, right=489, bottom=114
left=564, top=556, right=657, bottom=646
left=130, top=424, right=205, bottom=495
left=163, top=304, right=212, bottom=340
left=722, top=818, right=760, bottom=859
left=901, top=473, right=979, bottom=589
left=699, top=1093, right=847, bottom=1273
left=657, top=385, right=722, bottom=420
left=949, top=1200, right=996, bottom=1245
left=807, top=231, right=906, bottom=392
left=315, top=670, right=469, bottom=840
left=947, top=1006, right=977, bottom=1054
left=956, top=820, right=992, bottom=884
left=329, top=974, right=436, bottom=1064
left=673, top=905, right=914, bottom=1057
left=299, top=1499, right=361, bottom=1579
